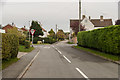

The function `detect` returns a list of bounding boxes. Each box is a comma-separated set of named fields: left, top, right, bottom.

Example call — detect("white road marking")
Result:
left=57, top=50, right=62, bottom=55
left=44, top=47, right=50, bottom=49
left=63, top=55, right=71, bottom=63
left=76, top=68, right=90, bottom=80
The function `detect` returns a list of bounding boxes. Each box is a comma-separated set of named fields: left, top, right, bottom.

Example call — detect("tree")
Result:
left=115, top=20, right=120, bottom=25
left=7, top=27, right=26, bottom=45
left=48, top=29, right=55, bottom=38
left=56, top=29, right=65, bottom=40
left=30, top=21, right=43, bottom=37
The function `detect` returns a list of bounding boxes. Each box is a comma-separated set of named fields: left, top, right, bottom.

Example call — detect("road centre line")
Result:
left=63, top=55, right=71, bottom=63
left=57, top=50, right=62, bottom=54
left=76, top=68, right=90, bottom=80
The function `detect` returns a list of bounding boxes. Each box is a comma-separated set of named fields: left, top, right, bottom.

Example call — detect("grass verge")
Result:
left=19, top=45, right=34, bottom=52
left=73, top=46, right=119, bottom=61
left=67, top=41, right=74, bottom=44
left=2, top=58, right=19, bottom=70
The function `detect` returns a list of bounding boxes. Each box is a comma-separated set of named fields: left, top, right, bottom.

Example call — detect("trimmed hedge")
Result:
left=30, top=37, right=57, bottom=44
left=2, top=33, right=19, bottom=60
left=42, top=37, right=57, bottom=44
left=77, top=25, right=120, bottom=55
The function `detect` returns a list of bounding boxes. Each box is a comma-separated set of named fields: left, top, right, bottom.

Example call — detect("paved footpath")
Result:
left=2, top=47, right=40, bottom=78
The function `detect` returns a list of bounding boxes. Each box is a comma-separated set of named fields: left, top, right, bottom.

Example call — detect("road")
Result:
left=22, top=41, right=118, bottom=79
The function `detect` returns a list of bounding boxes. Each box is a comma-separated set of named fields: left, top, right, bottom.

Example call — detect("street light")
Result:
left=79, top=0, right=81, bottom=32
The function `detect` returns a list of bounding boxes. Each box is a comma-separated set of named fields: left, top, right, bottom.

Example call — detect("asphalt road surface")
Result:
left=22, top=41, right=118, bottom=79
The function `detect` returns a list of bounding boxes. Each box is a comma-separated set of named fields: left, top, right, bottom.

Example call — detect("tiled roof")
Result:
left=70, top=18, right=113, bottom=34
left=91, top=19, right=113, bottom=27
left=2, top=24, right=13, bottom=33
left=21, top=28, right=28, bottom=31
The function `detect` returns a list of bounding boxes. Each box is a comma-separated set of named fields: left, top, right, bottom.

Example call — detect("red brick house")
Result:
left=2, top=24, right=13, bottom=33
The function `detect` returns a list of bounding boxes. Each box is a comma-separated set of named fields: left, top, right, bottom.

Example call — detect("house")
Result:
left=2, top=24, right=14, bottom=33
left=39, top=27, right=49, bottom=38
left=70, top=15, right=113, bottom=43
left=70, top=15, right=113, bottom=34
left=18, top=26, right=28, bottom=34
left=0, top=25, right=5, bottom=33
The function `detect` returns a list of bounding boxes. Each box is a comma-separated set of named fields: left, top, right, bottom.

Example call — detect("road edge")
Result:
left=72, top=46, right=120, bottom=65
left=17, top=49, right=40, bottom=79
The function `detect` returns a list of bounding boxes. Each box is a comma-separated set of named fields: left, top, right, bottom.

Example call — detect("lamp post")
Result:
left=79, top=0, right=81, bottom=32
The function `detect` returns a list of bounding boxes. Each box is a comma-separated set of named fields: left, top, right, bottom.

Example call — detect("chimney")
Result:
left=89, top=16, right=91, bottom=20
left=12, top=22, right=14, bottom=26
left=100, top=15, right=104, bottom=21
left=82, top=15, right=86, bottom=20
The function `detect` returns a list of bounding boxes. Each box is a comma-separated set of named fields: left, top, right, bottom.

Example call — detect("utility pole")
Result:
left=79, top=0, right=81, bottom=32
left=56, top=24, right=57, bottom=40
left=29, top=21, right=31, bottom=42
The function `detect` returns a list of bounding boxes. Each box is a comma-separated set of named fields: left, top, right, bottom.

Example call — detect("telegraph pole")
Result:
left=29, top=21, right=31, bottom=42
left=79, top=0, right=81, bottom=32
left=56, top=24, right=57, bottom=40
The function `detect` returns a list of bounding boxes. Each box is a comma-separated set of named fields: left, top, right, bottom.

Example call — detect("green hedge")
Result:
left=77, top=25, right=120, bottom=55
left=25, top=40, right=30, bottom=49
left=42, top=37, right=57, bottom=44
left=29, top=37, right=57, bottom=44
left=2, top=33, right=19, bottom=60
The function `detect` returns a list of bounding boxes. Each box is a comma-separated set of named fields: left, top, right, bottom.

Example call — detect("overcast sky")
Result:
left=0, top=0, right=119, bottom=32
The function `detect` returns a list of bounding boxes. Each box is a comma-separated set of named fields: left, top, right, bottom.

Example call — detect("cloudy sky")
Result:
left=0, top=0, right=119, bottom=32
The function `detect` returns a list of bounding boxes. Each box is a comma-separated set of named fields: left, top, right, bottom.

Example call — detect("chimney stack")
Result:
left=100, top=15, right=104, bottom=21
left=89, top=16, right=91, bottom=20
left=82, top=15, right=86, bottom=20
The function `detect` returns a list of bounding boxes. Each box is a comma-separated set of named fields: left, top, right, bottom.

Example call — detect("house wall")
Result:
left=0, top=29, right=5, bottom=33
left=81, top=17, right=94, bottom=31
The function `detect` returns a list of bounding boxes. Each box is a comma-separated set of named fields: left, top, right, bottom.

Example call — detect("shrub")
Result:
left=25, top=40, right=30, bottom=49
left=77, top=25, right=120, bottom=55
left=2, top=33, right=19, bottom=60
left=42, top=37, right=56, bottom=44
left=33, top=37, right=42, bottom=44
left=19, top=36, right=26, bottom=45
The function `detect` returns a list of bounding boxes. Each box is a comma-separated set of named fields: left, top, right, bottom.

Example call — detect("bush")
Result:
left=42, top=37, right=56, bottom=44
left=19, top=36, right=26, bottom=45
left=2, top=33, right=19, bottom=60
left=33, top=37, right=42, bottom=44
left=77, top=25, right=120, bottom=55
left=25, top=40, right=30, bottom=49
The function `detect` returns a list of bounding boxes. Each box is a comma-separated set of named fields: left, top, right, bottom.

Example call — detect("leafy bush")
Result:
left=2, top=33, right=19, bottom=60
left=77, top=25, right=120, bottom=55
left=42, top=37, right=56, bottom=44
left=19, top=36, right=26, bottom=45
left=33, top=37, right=42, bottom=44
left=25, top=40, right=30, bottom=49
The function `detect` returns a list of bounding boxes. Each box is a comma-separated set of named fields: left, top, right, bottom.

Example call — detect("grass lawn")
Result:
left=67, top=41, right=74, bottom=44
left=2, top=58, right=19, bottom=70
left=19, top=45, right=34, bottom=52
left=74, top=46, right=119, bottom=61
left=33, top=43, right=50, bottom=45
